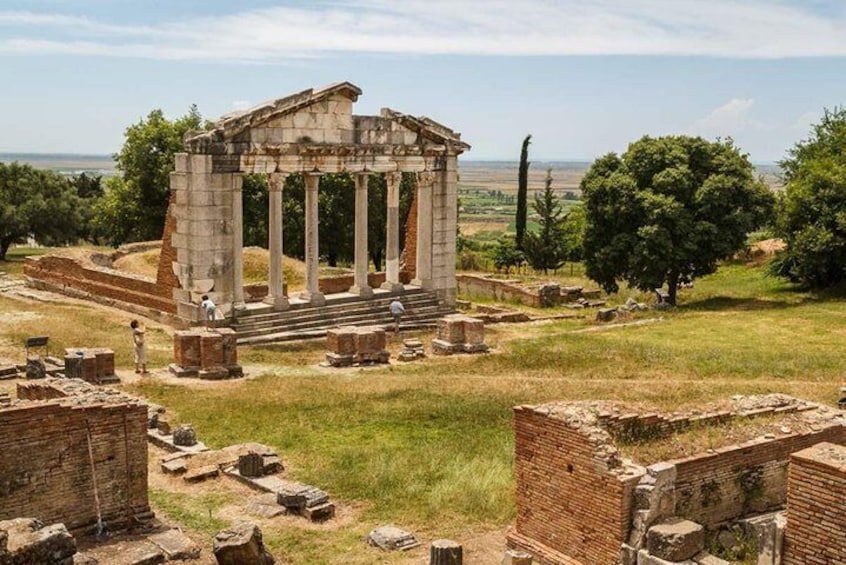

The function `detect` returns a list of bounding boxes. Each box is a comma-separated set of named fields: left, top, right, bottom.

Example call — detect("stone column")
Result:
left=264, top=173, right=289, bottom=309
left=232, top=174, right=246, bottom=311
left=300, top=173, right=326, bottom=306
left=350, top=173, right=374, bottom=297
left=412, top=171, right=434, bottom=289
left=381, top=172, right=403, bottom=293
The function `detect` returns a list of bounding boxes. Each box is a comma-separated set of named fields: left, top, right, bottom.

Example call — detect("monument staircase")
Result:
left=232, top=288, right=453, bottom=345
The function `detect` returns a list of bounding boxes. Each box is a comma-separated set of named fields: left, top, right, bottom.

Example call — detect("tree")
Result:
left=772, top=107, right=846, bottom=288
left=242, top=174, right=269, bottom=248
left=492, top=237, right=524, bottom=274
left=69, top=173, right=104, bottom=244
left=367, top=174, right=387, bottom=271
left=560, top=203, right=586, bottom=263
left=515, top=134, right=532, bottom=250
left=0, top=162, right=83, bottom=260
left=581, top=135, right=774, bottom=305
left=523, top=169, right=567, bottom=274
left=94, top=106, right=203, bottom=245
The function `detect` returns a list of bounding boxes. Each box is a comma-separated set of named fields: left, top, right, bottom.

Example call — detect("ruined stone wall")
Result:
left=456, top=274, right=541, bottom=307
left=0, top=395, right=151, bottom=532
left=24, top=255, right=176, bottom=314
left=509, top=407, right=639, bottom=565
left=156, top=192, right=181, bottom=294
left=782, top=442, right=846, bottom=565
left=401, top=188, right=418, bottom=280
left=671, top=426, right=846, bottom=528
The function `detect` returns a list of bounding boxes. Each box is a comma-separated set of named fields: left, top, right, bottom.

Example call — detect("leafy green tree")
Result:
left=492, top=236, right=524, bottom=274
left=581, top=135, right=774, bottom=305
left=367, top=174, right=387, bottom=271
left=94, top=106, right=203, bottom=245
left=772, top=107, right=846, bottom=288
left=242, top=173, right=269, bottom=248
left=69, top=173, right=104, bottom=243
left=560, top=203, right=586, bottom=262
left=516, top=134, right=531, bottom=250
left=0, top=162, right=83, bottom=260
left=523, top=169, right=567, bottom=274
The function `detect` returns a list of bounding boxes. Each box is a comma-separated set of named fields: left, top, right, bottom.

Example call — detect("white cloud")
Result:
left=690, top=98, right=757, bottom=136
left=1, top=1, right=845, bottom=63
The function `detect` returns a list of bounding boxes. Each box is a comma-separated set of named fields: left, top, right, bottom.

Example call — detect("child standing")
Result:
left=130, top=320, right=147, bottom=374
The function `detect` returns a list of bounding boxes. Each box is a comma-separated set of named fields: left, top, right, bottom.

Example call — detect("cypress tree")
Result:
left=516, top=134, right=531, bottom=250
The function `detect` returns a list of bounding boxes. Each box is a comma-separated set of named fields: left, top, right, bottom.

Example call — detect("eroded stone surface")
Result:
left=368, top=525, right=419, bottom=551
left=645, top=518, right=704, bottom=562
left=213, top=522, right=275, bottom=565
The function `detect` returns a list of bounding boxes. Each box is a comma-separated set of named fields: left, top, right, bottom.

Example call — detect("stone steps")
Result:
left=233, top=290, right=452, bottom=345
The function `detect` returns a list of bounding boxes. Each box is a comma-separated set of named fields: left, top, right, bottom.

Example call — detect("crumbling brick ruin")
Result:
left=508, top=395, right=846, bottom=565
left=0, top=379, right=152, bottom=533
left=782, top=442, right=846, bottom=564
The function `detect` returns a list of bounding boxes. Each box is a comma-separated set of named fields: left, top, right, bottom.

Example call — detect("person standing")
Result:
left=389, top=298, right=405, bottom=334
left=130, top=320, right=147, bottom=374
left=200, top=295, right=217, bottom=328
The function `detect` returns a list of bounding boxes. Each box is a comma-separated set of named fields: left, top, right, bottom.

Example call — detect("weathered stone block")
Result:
left=213, top=522, right=275, bottom=565
left=326, top=327, right=356, bottom=355
left=368, top=525, right=419, bottom=551
left=148, top=529, right=200, bottom=561
left=239, top=452, right=264, bottom=478
left=646, top=518, right=705, bottom=562
left=174, top=332, right=201, bottom=368
left=172, top=424, right=197, bottom=447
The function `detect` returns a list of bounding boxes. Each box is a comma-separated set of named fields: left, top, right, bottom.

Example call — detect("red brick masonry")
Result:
left=783, top=442, right=846, bottom=565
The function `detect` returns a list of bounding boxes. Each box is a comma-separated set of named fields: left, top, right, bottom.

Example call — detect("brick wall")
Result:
left=509, top=406, right=639, bottom=565
left=25, top=255, right=177, bottom=314
left=155, top=192, right=181, bottom=295
left=0, top=396, right=151, bottom=532
left=783, top=442, right=846, bottom=564
left=400, top=188, right=418, bottom=280
left=671, top=426, right=846, bottom=528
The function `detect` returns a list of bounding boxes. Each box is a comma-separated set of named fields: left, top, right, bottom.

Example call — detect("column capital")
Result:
left=268, top=172, right=287, bottom=192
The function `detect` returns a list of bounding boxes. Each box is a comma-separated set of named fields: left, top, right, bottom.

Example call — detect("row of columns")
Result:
left=232, top=171, right=431, bottom=311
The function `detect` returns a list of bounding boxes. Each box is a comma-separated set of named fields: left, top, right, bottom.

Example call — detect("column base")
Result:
left=263, top=295, right=290, bottom=310
left=299, top=291, right=326, bottom=306
left=411, top=278, right=433, bottom=291
left=349, top=285, right=374, bottom=298
left=380, top=281, right=404, bottom=293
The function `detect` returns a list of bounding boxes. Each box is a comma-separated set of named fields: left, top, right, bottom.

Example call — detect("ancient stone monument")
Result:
left=432, top=314, right=489, bottom=355
left=167, top=81, right=469, bottom=323
left=170, top=328, right=242, bottom=379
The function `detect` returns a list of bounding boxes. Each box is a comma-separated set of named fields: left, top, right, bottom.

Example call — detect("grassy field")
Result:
left=1, top=250, right=843, bottom=563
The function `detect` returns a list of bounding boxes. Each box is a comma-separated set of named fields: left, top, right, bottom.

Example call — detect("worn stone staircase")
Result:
left=232, top=288, right=454, bottom=345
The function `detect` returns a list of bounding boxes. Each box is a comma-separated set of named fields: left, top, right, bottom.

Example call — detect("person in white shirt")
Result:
left=389, top=299, right=405, bottom=334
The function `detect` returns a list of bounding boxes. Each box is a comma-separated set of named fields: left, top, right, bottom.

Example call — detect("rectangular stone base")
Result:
left=169, top=363, right=199, bottom=378
left=432, top=339, right=464, bottom=355
left=198, top=366, right=230, bottom=380
left=355, top=350, right=390, bottom=364
left=463, top=343, right=490, bottom=354
left=326, top=352, right=355, bottom=367
left=170, top=363, right=243, bottom=380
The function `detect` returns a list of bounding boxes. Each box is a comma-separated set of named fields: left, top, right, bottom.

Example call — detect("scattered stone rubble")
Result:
left=170, top=328, right=243, bottom=379
left=368, top=525, right=420, bottom=551
left=325, top=326, right=390, bottom=367
left=432, top=314, right=489, bottom=355
left=397, top=338, right=426, bottom=361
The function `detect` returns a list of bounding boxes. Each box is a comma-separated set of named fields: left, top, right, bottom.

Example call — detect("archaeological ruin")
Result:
left=507, top=394, right=846, bottom=565
left=25, top=82, right=469, bottom=341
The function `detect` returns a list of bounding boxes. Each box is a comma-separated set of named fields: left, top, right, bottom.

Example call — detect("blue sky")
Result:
left=1, top=1, right=845, bottom=162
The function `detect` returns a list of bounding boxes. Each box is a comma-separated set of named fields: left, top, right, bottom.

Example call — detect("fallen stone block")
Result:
left=502, top=548, right=533, bottom=564
left=368, top=525, right=420, bottom=551
left=172, top=424, right=198, bottom=447
left=431, top=339, right=463, bottom=356
left=275, top=481, right=329, bottom=510
left=148, top=529, right=200, bottom=561
left=301, top=502, right=335, bottom=522
left=25, top=357, right=47, bottom=379
left=0, top=518, right=77, bottom=565
left=646, top=518, right=705, bottom=562
left=183, top=464, right=219, bottom=483
left=213, top=522, right=275, bottom=565
left=596, top=307, right=617, bottom=322
left=160, top=458, right=188, bottom=475
left=107, top=541, right=165, bottom=565
left=325, top=352, right=354, bottom=367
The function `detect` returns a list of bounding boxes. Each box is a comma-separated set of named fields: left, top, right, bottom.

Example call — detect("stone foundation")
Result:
left=62, top=348, right=118, bottom=384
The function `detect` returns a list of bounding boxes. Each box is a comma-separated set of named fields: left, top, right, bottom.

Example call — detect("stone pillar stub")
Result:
left=300, top=174, right=326, bottom=306
left=265, top=173, right=289, bottom=309
left=381, top=172, right=404, bottom=293
left=350, top=173, right=374, bottom=298
left=232, top=174, right=246, bottom=311
left=412, top=171, right=434, bottom=290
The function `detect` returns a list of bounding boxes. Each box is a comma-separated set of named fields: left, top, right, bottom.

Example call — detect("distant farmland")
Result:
left=0, top=153, right=116, bottom=176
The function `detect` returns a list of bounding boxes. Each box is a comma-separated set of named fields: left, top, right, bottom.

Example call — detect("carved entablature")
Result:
left=184, top=81, right=469, bottom=175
